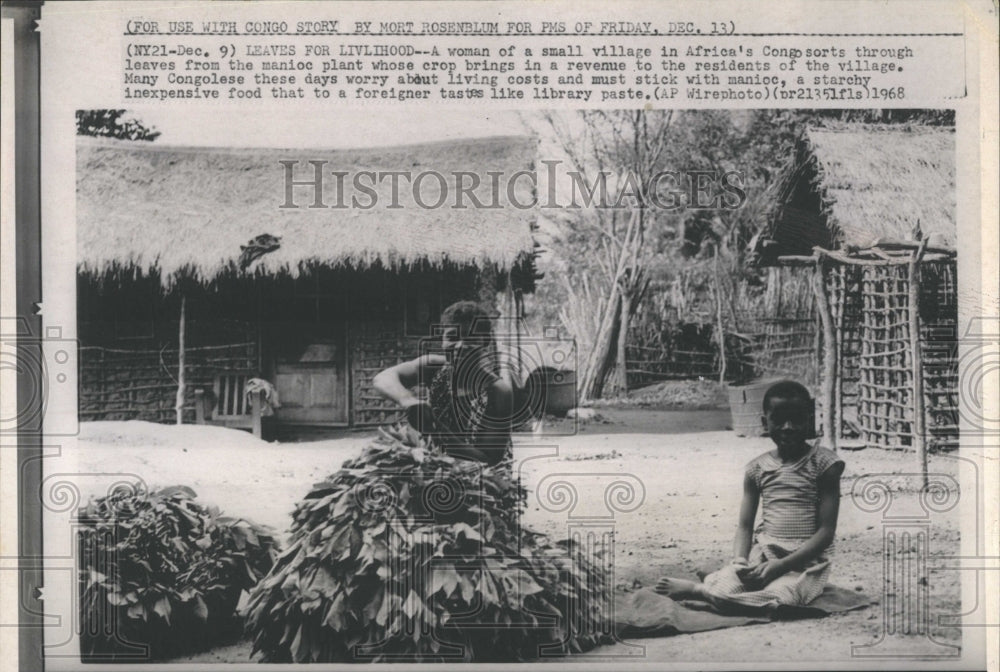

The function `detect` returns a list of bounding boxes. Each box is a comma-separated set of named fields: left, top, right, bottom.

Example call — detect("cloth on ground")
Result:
left=702, top=535, right=830, bottom=609
left=615, top=585, right=870, bottom=639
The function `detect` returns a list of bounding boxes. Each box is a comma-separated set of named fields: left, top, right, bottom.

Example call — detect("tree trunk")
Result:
left=175, top=294, right=186, bottom=425
left=615, top=290, right=632, bottom=394
left=713, top=253, right=727, bottom=385
left=579, top=210, right=641, bottom=401
left=812, top=259, right=837, bottom=450
left=583, top=289, right=622, bottom=401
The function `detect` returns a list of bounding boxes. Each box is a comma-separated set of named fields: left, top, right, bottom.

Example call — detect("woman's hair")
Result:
left=440, top=301, right=500, bottom=375
left=441, top=301, right=494, bottom=338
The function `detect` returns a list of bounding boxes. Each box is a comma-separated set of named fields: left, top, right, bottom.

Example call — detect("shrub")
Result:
left=77, top=484, right=278, bottom=661
left=243, top=425, right=609, bottom=663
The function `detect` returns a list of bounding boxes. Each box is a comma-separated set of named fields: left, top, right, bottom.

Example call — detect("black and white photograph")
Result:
left=67, top=107, right=963, bottom=663
left=2, top=1, right=996, bottom=671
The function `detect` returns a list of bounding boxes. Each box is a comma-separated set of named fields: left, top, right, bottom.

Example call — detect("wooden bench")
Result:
left=194, top=373, right=264, bottom=438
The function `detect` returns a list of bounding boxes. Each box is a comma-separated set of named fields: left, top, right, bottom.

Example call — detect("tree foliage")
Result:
left=76, top=109, right=161, bottom=141
left=529, top=109, right=954, bottom=393
left=535, top=111, right=677, bottom=398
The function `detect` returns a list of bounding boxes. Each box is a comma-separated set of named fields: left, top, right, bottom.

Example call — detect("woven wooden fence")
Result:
left=348, top=320, right=425, bottom=426
left=79, top=342, right=257, bottom=423
left=818, top=251, right=958, bottom=453
left=625, top=264, right=819, bottom=390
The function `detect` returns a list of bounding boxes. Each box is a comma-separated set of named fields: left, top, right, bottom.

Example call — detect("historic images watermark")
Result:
left=278, top=160, right=748, bottom=211
left=417, top=319, right=580, bottom=438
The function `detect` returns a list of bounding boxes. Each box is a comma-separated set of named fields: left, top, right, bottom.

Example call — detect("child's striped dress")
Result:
left=702, top=444, right=845, bottom=609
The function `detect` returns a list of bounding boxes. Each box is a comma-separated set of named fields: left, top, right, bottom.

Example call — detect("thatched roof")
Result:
left=766, top=124, right=955, bottom=255
left=77, top=136, right=538, bottom=285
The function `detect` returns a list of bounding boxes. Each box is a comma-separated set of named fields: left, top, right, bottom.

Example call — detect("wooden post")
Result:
left=908, top=239, right=929, bottom=487
left=194, top=389, right=206, bottom=424
left=812, top=256, right=837, bottom=450
left=502, top=279, right=515, bottom=382
left=255, top=280, right=264, bottom=373
left=832, top=266, right=843, bottom=440
left=250, top=389, right=263, bottom=439
left=814, top=297, right=823, bottom=389
left=175, top=293, right=186, bottom=425
left=514, top=289, right=524, bottom=380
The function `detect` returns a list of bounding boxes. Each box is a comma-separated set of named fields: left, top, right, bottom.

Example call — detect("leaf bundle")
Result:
left=244, top=426, right=609, bottom=662
left=77, top=484, right=278, bottom=660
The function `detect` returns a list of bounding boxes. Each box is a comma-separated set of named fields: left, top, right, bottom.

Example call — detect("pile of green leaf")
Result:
left=244, top=425, right=610, bottom=662
left=77, top=484, right=278, bottom=661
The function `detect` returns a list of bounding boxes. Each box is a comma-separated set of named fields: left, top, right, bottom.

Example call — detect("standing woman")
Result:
left=243, top=301, right=607, bottom=663
left=373, top=301, right=513, bottom=466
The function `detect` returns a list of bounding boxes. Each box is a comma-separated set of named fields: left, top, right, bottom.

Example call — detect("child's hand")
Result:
left=737, top=559, right=787, bottom=590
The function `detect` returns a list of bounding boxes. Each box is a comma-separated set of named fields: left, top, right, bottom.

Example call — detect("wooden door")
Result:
left=273, top=330, right=349, bottom=425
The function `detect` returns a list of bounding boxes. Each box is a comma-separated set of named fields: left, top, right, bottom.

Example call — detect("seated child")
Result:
left=656, top=380, right=845, bottom=610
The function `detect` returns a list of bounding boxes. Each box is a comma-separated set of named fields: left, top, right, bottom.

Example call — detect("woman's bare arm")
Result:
left=482, top=376, right=513, bottom=430
left=372, top=354, right=445, bottom=407
left=478, top=376, right=513, bottom=442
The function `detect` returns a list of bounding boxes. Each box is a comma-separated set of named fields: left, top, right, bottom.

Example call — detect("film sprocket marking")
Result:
left=0, top=317, right=78, bottom=437
left=956, top=317, right=1000, bottom=438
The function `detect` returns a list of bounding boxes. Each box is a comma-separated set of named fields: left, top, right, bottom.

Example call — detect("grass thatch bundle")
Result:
left=761, top=124, right=956, bottom=258
left=793, top=124, right=955, bottom=250
left=805, top=124, right=955, bottom=249
left=77, top=136, right=538, bottom=288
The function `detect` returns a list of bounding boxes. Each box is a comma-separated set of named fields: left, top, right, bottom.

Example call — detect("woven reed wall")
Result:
left=825, top=258, right=957, bottom=451
left=349, top=320, right=421, bottom=426
left=625, top=264, right=818, bottom=390
left=79, top=341, right=257, bottom=423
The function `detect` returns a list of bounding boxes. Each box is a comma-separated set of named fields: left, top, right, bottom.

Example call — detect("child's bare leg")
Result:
left=654, top=577, right=712, bottom=600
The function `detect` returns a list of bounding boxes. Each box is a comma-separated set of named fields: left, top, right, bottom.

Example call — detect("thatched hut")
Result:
left=77, top=135, right=539, bottom=430
left=753, top=124, right=957, bottom=458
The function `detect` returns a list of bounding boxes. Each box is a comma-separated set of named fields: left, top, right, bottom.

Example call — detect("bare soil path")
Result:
left=70, top=409, right=962, bottom=664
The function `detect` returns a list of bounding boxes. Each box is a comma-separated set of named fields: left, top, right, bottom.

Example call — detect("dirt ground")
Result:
left=68, top=408, right=963, bottom=664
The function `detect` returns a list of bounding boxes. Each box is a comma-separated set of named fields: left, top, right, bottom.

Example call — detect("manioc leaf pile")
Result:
left=243, top=425, right=610, bottom=662
left=77, top=484, right=279, bottom=661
